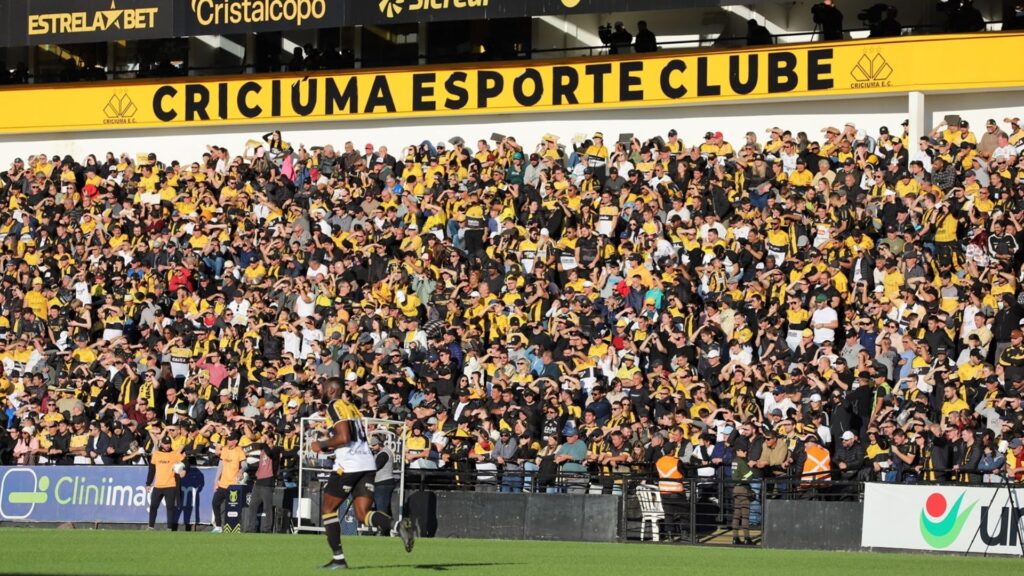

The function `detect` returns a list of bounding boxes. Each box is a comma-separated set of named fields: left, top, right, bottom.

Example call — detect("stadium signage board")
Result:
left=353, top=0, right=762, bottom=25
left=181, top=0, right=344, bottom=35
left=862, top=483, right=1024, bottom=555
left=0, top=34, right=1020, bottom=134
left=6, top=0, right=175, bottom=46
left=0, top=0, right=900, bottom=46
left=0, top=465, right=218, bottom=524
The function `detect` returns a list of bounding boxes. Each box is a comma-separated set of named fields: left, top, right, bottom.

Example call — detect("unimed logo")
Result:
left=0, top=469, right=48, bottom=519
left=919, top=492, right=976, bottom=548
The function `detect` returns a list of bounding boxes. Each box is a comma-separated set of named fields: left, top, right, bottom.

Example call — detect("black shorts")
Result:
left=324, top=470, right=376, bottom=500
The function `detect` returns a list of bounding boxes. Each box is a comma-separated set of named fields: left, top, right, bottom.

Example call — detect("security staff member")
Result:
left=147, top=435, right=185, bottom=530
left=370, top=436, right=396, bottom=522
left=800, top=433, right=832, bottom=485
left=655, top=435, right=688, bottom=541
left=211, top=431, right=245, bottom=532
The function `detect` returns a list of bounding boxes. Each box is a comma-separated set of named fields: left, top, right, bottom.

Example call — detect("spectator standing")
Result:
left=494, top=429, right=522, bottom=493
left=246, top=432, right=283, bottom=533
left=554, top=423, right=587, bottom=493
left=834, top=430, right=866, bottom=481
left=609, top=22, right=633, bottom=55
left=634, top=21, right=657, bottom=53
left=746, top=19, right=772, bottom=46
left=14, top=426, right=39, bottom=465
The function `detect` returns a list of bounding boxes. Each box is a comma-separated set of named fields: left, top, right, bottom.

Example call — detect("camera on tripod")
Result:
left=858, top=3, right=892, bottom=25
left=936, top=0, right=964, bottom=13
left=598, top=23, right=613, bottom=46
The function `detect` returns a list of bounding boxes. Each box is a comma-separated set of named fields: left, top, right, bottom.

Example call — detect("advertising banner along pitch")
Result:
left=862, top=482, right=1024, bottom=556
left=0, top=465, right=218, bottom=524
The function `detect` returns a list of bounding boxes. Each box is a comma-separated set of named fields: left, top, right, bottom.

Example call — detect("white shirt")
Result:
left=74, top=281, right=92, bottom=306
left=227, top=298, right=251, bottom=323
left=811, top=305, right=838, bottom=345
left=780, top=150, right=799, bottom=175
left=306, top=263, right=328, bottom=280
left=294, top=293, right=316, bottom=318
left=756, top=391, right=796, bottom=418
left=281, top=330, right=301, bottom=358
left=961, top=304, right=980, bottom=340
left=300, top=327, right=324, bottom=360
left=911, top=150, right=933, bottom=173
left=992, top=145, right=1017, bottom=162
left=667, top=207, right=691, bottom=223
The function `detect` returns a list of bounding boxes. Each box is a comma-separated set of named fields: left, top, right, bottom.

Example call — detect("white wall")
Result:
left=0, top=88, right=1020, bottom=165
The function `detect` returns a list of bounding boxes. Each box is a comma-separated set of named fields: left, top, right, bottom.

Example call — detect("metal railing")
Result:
left=395, top=465, right=864, bottom=546
left=394, top=464, right=1020, bottom=545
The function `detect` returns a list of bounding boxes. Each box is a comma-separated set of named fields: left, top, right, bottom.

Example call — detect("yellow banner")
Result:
left=2, top=33, right=1023, bottom=135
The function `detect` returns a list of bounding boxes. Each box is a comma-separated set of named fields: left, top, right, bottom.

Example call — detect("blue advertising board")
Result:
left=0, top=466, right=218, bottom=524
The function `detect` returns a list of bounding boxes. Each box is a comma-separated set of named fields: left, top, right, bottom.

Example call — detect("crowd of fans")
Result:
left=1, top=113, right=1024, bottom=498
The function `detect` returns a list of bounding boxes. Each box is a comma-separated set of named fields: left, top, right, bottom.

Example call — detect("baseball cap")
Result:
left=841, top=431, right=855, bottom=441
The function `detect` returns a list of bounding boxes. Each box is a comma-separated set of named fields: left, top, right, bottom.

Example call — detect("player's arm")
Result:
left=311, top=421, right=351, bottom=453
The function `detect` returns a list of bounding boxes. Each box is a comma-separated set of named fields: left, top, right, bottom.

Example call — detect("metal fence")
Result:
left=395, top=465, right=884, bottom=546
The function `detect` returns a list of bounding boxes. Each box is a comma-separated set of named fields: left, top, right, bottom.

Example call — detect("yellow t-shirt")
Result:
left=217, top=446, right=246, bottom=489
left=150, top=449, right=185, bottom=489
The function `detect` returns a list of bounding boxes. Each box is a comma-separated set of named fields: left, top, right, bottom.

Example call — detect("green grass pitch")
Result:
left=0, top=528, right=1019, bottom=575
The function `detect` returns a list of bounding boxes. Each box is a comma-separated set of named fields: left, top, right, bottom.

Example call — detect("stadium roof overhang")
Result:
left=0, top=0, right=771, bottom=48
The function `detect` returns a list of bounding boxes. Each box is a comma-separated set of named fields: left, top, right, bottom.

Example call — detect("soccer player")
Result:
left=311, top=378, right=415, bottom=569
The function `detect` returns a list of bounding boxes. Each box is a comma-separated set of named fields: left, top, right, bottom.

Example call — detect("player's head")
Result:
left=323, top=377, right=343, bottom=403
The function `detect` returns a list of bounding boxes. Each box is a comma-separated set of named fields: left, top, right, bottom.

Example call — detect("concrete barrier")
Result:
left=429, top=491, right=621, bottom=543
left=762, top=500, right=863, bottom=551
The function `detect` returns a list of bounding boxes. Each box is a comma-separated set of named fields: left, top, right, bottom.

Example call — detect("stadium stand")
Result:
left=3, top=114, right=1024, bottom=508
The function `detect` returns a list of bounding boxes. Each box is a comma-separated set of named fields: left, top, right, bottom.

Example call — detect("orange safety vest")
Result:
left=801, top=443, right=831, bottom=485
left=656, top=455, right=684, bottom=494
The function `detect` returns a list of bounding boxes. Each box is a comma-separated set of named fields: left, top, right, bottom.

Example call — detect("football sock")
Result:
left=365, top=511, right=394, bottom=533
left=322, top=512, right=342, bottom=555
